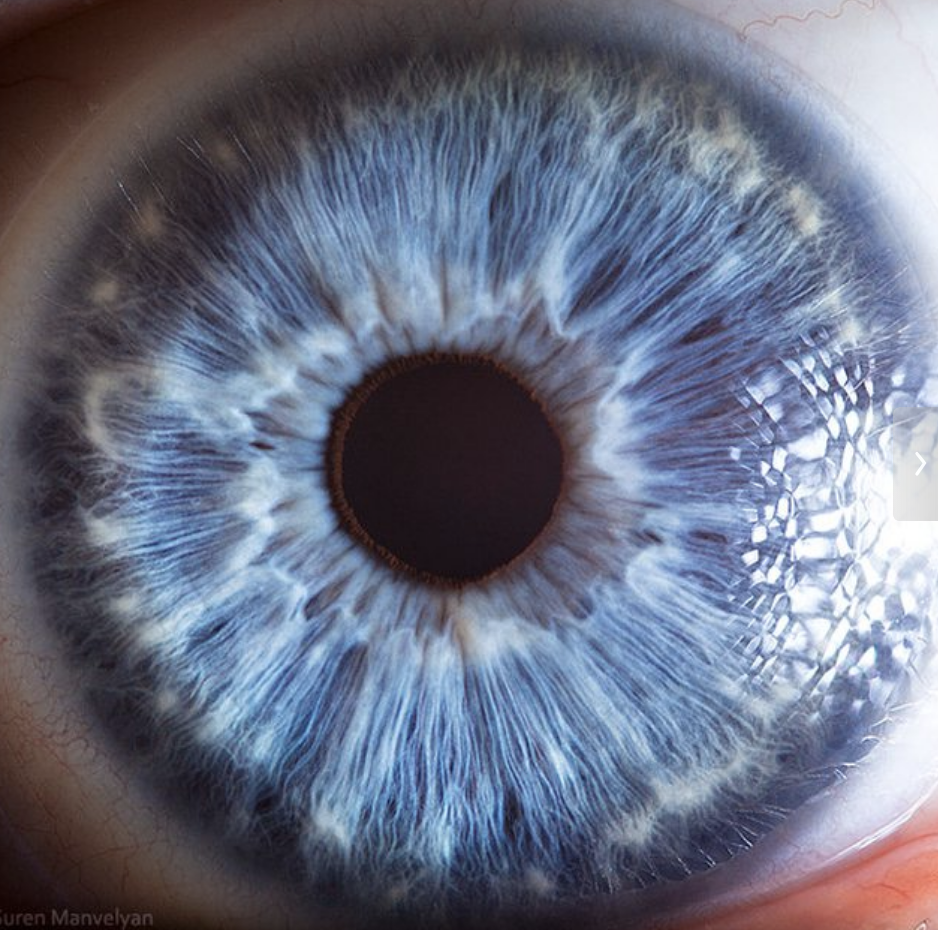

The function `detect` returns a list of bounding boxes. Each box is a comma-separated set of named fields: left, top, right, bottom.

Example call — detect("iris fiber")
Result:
left=16, top=45, right=937, bottom=926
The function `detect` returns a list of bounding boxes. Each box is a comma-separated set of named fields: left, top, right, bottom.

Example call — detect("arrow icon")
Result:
left=916, top=452, right=928, bottom=476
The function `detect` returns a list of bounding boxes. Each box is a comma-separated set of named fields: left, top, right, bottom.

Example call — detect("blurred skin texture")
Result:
left=1, top=1, right=938, bottom=929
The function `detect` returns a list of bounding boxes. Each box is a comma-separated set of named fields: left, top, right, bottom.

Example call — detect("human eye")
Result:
left=2, top=1, right=938, bottom=929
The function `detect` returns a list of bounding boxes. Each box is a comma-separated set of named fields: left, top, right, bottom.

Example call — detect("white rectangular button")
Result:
left=893, top=406, right=938, bottom=521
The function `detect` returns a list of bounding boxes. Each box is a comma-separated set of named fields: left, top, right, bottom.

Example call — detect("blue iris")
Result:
left=17, top=45, right=934, bottom=926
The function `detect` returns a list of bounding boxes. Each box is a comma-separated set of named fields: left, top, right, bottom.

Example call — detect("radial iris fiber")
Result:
left=18, top=46, right=936, bottom=922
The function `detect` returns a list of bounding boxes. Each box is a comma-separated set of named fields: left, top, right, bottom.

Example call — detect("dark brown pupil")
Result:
left=328, top=353, right=564, bottom=585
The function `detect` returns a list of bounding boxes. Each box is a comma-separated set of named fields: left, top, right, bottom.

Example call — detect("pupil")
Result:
left=328, top=353, right=565, bottom=584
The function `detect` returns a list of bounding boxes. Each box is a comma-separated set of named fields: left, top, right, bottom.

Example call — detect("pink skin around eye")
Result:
left=672, top=825, right=938, bottom=930
left=1, top=2, right=938, bottom=929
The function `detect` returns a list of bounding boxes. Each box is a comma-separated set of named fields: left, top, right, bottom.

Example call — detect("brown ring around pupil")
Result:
left=327, top=352, right=565, bottom=587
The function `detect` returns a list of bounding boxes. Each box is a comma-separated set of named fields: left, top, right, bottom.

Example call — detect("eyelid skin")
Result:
left=0, top=0, right=91, bottom=45
left=1, top=2, right=938, bottom=929
left=675, top=832, right=938, bottom=930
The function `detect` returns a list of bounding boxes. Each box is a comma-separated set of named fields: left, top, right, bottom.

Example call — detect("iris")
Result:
left=18, top=44, right=934, bottom=926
